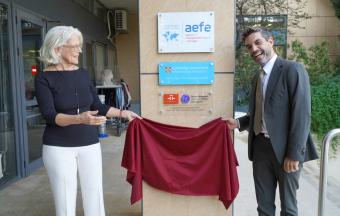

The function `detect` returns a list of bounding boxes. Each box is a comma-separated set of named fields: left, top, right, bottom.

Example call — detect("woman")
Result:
left=35, top=26, right=140, bottom=216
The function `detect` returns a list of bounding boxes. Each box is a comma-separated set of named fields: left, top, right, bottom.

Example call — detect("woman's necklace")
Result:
left=74, top=73, right=80, bottom=115
left=55, top=64, right=80, bottom=115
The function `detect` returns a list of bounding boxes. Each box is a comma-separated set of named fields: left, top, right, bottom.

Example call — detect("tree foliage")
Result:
left=236, top=0, right=310, bottom=33
left=288, top=40, right=337, bottom=85
left=331, top=0, right=340, bottom=19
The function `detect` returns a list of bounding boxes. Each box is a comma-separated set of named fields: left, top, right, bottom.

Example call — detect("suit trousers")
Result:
left=252, top=134, right=302, bottom=216
left=43, top=143, right=105, bottom=216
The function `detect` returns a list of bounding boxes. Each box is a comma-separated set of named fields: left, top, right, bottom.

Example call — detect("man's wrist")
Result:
left=236, top=119, right=240, bottom=129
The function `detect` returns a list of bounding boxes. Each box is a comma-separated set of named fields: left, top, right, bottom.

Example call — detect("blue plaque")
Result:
left=159, top=61, right=214, bottom=85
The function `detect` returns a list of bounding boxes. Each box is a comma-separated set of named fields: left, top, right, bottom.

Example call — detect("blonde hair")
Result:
left=39, top=26, right=83, bottom=66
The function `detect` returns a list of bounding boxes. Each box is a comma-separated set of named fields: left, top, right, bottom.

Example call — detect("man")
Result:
left=226, top=27, right=318, bottom=215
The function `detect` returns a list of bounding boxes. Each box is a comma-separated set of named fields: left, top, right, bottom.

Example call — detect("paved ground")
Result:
left=0, top=127, right=141, bottom=216
left=234, top=131, right=340, bottom=216
left=0, top=125, right=339, bottom=216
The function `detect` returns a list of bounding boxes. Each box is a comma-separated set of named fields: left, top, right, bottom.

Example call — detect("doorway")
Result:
left=0, top=2, right=18, bottom=188
left=14, top=8, right=45, bottom=175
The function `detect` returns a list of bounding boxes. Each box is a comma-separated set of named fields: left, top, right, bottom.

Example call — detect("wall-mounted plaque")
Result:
left=159, top=61, right=214, bottom=85
left=159, top=90, right=213, bottom=114
left=158, top=12, right=214, bottom=53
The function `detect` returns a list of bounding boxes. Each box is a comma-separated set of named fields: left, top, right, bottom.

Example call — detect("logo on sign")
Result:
left=181, top=94, right=190, bottom=104
left=185, top=22, right=211, bottom=32
left=165, top=66, right=172, bottom=73
left=163, top=31, right=179, bottom=41
left=163, top=94, right=179, bottom=104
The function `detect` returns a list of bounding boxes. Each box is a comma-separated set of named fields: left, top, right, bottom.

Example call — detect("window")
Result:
left=95, top=43, right=106, bottom=84
left=0, top=2, right=18, bottom=185
left=72, top=0, right=107, bottom=21
left=236, top=15, right=287, bottom=58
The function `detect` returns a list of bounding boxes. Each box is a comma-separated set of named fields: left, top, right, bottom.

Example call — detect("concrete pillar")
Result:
left=139, top=0, right=235, bottom=215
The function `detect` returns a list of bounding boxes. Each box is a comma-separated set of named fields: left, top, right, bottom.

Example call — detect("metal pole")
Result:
left=318, top=128, right=340, bottom=216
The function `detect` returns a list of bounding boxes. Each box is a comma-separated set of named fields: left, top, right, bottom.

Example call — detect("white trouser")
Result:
left=43, top=143, right=105, bottom=216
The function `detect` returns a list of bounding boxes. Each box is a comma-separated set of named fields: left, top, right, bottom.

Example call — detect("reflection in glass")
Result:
left=95, top=43, right=105, bottom=83
left=21, top=20, right=44, bottom=163
left=22, top=20, right=42, bottom=100
left=0, top=4, right=17, bottom=186
left=86, top=42, right=95, bottom=84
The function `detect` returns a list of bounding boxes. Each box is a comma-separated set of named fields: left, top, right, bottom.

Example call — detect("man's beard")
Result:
left=252, top=49, right=271, bottom=66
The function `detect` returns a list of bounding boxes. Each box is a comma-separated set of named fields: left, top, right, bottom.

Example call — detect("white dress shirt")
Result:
left=260, top=54, right=278, bottom=136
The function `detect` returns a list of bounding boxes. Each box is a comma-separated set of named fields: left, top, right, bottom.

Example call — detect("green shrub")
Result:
left=289, top=40, right=335, bottom=85
left=330, top=0, right=340, bottom=19
left=289, top=40, right=340, bottom=151
left=311, top=78, right=340, bottom=135
left=311, top=78, right=340, bottom=152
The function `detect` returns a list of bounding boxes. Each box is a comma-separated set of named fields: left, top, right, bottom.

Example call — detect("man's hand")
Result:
left=283, top=157, right=300, bottom=173
left=223, top=118, right=238, bottom=130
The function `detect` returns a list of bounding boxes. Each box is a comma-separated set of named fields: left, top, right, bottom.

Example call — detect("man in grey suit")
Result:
left=226, top=27, right=318, bottom=215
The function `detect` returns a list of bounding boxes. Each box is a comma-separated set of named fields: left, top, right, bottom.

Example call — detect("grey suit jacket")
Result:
left=238, top=57, right=318, bottom=164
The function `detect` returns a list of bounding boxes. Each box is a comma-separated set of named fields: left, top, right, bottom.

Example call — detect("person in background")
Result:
left=35, top=25, right=140, bottom=216
left=101, top=68, right=114, bottom=86
left=225, top=27, right=318, bottom=215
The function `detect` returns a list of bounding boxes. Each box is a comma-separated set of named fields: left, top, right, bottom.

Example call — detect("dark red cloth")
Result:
left=121, top=118, right=239, bottom=209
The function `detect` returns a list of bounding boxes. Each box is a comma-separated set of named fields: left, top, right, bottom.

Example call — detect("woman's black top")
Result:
left=35, top=68, right=110, bottom=147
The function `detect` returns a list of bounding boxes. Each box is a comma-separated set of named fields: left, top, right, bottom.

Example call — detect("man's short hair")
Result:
left=241, top=27, right=273, bottom=43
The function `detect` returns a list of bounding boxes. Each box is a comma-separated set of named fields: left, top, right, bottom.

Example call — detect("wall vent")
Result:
left=114, top=9, right=128, bottom=32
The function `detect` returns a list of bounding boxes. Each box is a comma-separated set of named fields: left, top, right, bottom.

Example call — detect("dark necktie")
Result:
left=254, top=69, right=264, bottom=135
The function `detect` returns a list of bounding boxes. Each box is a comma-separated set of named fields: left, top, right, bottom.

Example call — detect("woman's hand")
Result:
left=105, top=107, right=142, bottom=122
left=121, top=110, right=142, bottom=122
left=78, top=110, right=107, bottom=125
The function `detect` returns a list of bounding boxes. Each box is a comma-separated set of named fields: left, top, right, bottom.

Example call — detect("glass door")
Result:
left=0, top=2, right=18, bottom=187
left=16, top=9, right=45, bottom=174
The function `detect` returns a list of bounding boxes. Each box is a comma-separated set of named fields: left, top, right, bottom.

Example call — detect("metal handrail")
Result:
left=317, top=128, right=340, bottom=216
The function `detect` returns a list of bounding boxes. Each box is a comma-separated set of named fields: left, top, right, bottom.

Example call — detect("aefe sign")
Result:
left=158, top=12, right=214, bottom=53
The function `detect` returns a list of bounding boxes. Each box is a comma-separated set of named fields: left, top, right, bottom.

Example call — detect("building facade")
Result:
left=0, top=0, right=125, bottom=189
left=0, top=0, right=339, bottom=215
